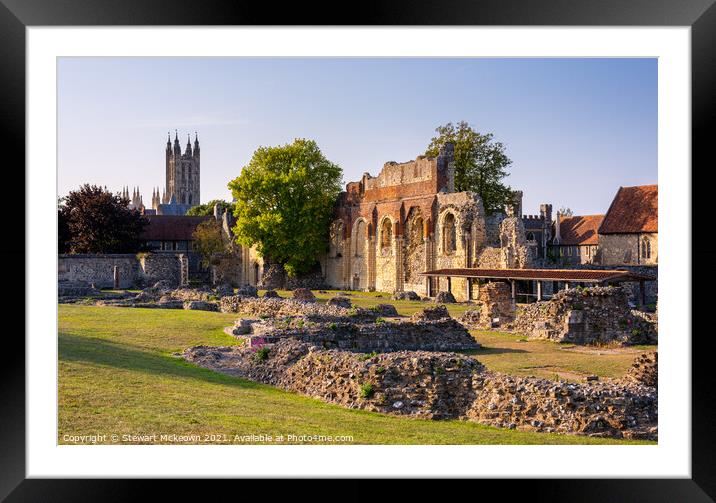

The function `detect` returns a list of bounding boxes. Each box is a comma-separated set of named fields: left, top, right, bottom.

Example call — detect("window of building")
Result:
left=380, top=218, right=393, bottom=255
left=641, top=236, right=651, bottom=259
left=526, top=232, right=535, bottom=242
left=442, top=213, right=456, bottom=255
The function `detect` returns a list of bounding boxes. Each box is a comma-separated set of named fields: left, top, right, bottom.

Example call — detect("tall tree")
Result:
left=425, top=121, right=514, bottom=215
left=59, top=184, right=148, bottom=253
left=186, top=199, right=236, bottom=217
left=192, top=219, right=226, bottom=267
left=228, top=139, right=342, bottom=277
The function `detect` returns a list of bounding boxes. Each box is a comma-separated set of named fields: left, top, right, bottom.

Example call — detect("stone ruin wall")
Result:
left=320, top=145, right=533, bottom=297
left=459, top=281, right=515, bottom=329
left=58, top=253, right=187, bottom=289
left=513, top=286, right=657, bottom=345
left=184, top=339, right=657, bottom=440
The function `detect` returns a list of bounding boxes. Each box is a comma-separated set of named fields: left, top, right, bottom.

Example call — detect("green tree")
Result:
left=186, top=199, right=236, bottom=217
left=192, top=219, right=226, bottom=268
left=59, top=184, right=148, bottom=253
left=228, top=139, right=342, bottom=277
left=425, top=121, right=514, bottom=214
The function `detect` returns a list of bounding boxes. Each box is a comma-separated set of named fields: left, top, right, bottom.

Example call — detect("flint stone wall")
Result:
left=184, top=340, right=657, bottom=439
left=58, top=253, right=186, bottom=289
left=235, top=318, right=480, bottom=352
left=540, top=263, right=658, bottom=306
left=513, top=286, right=657, bottom=345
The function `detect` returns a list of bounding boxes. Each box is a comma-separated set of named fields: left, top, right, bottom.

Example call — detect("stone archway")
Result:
left=403, top=207, right=426, bottom=289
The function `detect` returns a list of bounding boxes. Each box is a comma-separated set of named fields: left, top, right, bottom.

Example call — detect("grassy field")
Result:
left=58, top=291, right=656, bottom=445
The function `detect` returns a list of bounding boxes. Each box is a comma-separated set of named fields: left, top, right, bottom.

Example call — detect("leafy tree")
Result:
left=59, top=184, right=148, bottom=253
left=228, top=138, right=342, bottom=277
left=425, top=121, right=514, bottom=215
left=192, top=219, right=226, bottom=268
left=58, top=198, right=71, bottom=253
left=186, top=199, right=236, bottom=217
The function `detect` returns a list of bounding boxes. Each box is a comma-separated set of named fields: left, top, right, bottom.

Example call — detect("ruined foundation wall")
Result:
left=513, top=286, right=657, bottom=345
left=184, top=341, right=657, bottom=440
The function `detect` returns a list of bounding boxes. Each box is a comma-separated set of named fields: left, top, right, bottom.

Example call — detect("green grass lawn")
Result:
left=58, top=297, right=655, bottom=445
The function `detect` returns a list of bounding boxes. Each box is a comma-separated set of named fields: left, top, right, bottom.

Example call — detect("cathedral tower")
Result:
left=165, top=130, right=200, bottom=207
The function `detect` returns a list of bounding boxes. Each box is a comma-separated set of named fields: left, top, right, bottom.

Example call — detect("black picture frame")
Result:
left=2, top=0, right=713, bottom=499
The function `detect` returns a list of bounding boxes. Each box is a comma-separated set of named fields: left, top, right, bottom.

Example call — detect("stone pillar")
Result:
left=343, top=237, right=351, bottom=290
left=537, top=280, right=542, bottom=301
left=464, top=230, right=472, bottom=268
left=113, top=266, right=120, bottom=289
left=466, top=277, right=471, bottom=301
left=367, top=236, right=376, bottom=292
left=510, top=280, right=516, bottom=301
left=424, top=236, right=432, bottom=297
left=394, top=236, right=404, bottom=293
left=179, top=254, right=189, bottom=286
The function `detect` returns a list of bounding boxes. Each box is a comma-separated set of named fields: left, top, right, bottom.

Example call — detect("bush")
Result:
left=254, top=347, right=270, bottom=362
left=359, top=382, right=375, bottom=399
left=358, top=351, right=379, bottom=361
left=375, top=366, right=385, bottom=374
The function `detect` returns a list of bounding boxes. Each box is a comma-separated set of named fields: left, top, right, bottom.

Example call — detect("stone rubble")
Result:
left=434, top=291, right=457, bottom=304
left=622, top=352, right=657, bottom=388
left=393, top=291, right=421, bottom=301
left=410, top=305, right=450, bottom=322
left=292, top=288, right=317, bottom=303
left=326, top=296, right=352, bottom=309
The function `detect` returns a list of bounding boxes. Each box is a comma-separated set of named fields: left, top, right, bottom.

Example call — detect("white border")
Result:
left=28, top=27, right=691, bottom=478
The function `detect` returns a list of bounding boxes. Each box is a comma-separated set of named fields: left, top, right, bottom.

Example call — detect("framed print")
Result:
left=2, top=0, right=714, bottom=499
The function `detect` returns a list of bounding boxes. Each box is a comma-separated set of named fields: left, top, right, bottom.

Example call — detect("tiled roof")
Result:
left=599, top=185, right=658, bottom=234
left=557, top=215, right=604, bottom=246
left=141, top=215, right=213, bottom=241
left=420, top=268, right=655, bottom=282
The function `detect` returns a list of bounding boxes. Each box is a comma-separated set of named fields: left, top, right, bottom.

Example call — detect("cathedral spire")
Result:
left=173, top=129, right=181, bottom=154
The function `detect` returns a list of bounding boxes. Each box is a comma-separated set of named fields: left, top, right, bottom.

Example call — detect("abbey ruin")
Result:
left=322, top=143, right=532, bottom=300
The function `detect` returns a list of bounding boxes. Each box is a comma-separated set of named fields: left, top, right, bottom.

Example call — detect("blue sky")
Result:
left=58, top=58, right=656, bottom=215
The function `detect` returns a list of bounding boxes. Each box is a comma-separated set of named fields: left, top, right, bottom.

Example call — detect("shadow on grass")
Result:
left=58, top=332, right=263, bottom=389
left=463, top=346, right=529, bottom=356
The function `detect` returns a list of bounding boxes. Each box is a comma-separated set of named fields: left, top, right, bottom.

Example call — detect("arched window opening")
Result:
left=354, top=220, right=366, bottom=258
left=641, top=237, right=651, bottom=259
left=380, top=218, right=393, bottom=255
left=442, top=213, right=456, bottom=255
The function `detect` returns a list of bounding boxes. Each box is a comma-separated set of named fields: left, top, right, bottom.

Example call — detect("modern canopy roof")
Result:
left=420, top=268, right=654, bottom=283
